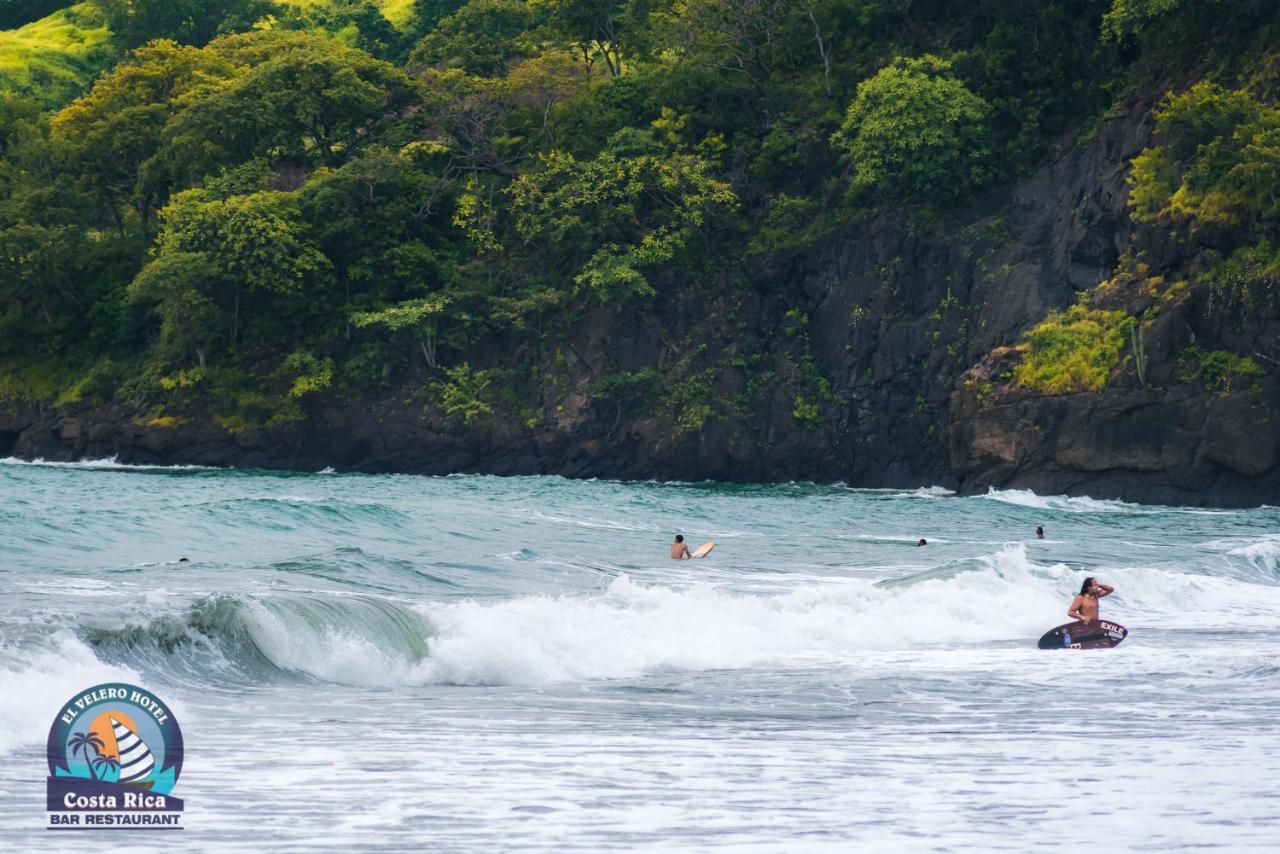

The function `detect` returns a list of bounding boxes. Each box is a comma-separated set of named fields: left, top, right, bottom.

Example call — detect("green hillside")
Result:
left=1, top=0, right=1278, bottom=482
left=0, top=3, right=113, bottom=107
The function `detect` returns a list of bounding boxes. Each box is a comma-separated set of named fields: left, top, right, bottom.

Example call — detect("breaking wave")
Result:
left=82, top=593, right=434, bottom=688
left=980, top=488, right=1145, bottom=513
left=0, top=547, right=1265, bottom=707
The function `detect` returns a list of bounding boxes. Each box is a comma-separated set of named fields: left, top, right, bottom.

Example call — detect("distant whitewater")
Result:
left=2, top=466, right=1278, bottom=849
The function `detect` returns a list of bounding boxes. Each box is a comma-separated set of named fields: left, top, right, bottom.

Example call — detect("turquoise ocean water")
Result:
left=2, top=458, right=1279, bottom=849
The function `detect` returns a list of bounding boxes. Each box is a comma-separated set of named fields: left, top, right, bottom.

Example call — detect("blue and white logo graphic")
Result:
left=46, top=682, right=185, bottom=830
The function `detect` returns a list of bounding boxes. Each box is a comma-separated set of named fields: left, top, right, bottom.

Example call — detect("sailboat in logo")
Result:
left=110, top=716, right=156, bottom=789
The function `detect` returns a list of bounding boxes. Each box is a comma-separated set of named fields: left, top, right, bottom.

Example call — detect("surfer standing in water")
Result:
left=1068, top=577, right=1114, bottom=625
left=670, top=535, right=692, bottom=560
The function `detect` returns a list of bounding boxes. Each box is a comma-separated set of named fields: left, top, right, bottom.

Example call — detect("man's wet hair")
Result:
left=675, top=535, right=684, bottom=543
left=1080, top=576, right=1096, bottom=595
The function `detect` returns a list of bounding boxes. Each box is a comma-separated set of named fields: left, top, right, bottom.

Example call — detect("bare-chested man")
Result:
left=670, top=535, right=691, bottom=560
left=1067, top=576, right=1114, bottom=625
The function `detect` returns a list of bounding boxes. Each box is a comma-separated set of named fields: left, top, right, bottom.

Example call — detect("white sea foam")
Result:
left=0, top=633, right=138, bottom=755
left=902, top=486, right=956, bottom=498
left=980, top=487, right=1142, bottom=512
left=403, top=544, right=1280, bottom=686
left=10, top=546, right=1280, bottom=699
left=0, top=456, right=216, bottom=471
left=513, top=507, right=659, bottom=532
left=1224, top=534, right=1280, bottom=574
left=408, top=547, right=1058, bottom=685
left=980, top=487, right=1247, bottom=515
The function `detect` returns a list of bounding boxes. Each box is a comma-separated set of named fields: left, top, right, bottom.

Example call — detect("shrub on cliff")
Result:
left=831, top=55, right=993, bottom=205
left=1014, top=304, right=1130, bottom=394
left=1177, top=346, right=1264, bottom=391
left=1129, top=82, right=1280, bottom=232
left=1202, top=240, right=1280, bottom=316
left=1102, top=0, right=1270, bottom=48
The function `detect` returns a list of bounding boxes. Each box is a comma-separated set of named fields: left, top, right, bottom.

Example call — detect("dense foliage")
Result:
left=831, top=55, right=991, bottom=203
left=1013, top=303, right=1131, bottom=394
left=1, top=0, right=1278, bottom=426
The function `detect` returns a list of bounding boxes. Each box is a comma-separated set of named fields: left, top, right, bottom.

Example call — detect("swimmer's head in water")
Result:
left=674, top=535, right=684, bottom=543
left=917, top=539, right=927, bottom=546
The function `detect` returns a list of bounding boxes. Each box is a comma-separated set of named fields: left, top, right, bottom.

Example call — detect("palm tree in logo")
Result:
left=93, top=754, right=121, bottom=782
left=68, top=731, right=105, bottom=780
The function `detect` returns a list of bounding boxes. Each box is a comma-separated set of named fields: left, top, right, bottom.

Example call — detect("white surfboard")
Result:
left=691, top=541, right=715, bottom=559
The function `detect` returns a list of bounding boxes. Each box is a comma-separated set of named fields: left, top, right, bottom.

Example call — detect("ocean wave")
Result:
left=900, top=486, right=956, bottom=499
left=979, top=487, right=1246, bottom=515
left=411, top=544, right=1280, bottom=686
left=13, top=546, right=1280, bottom=698
left=83, top=593, right=434, bottom=688
left=512, top=507, right=659, bottom=532
left=979, top=488, right=1144, bottom=513
left=0, top=456, right=219, bottom=472
left=408, top=546, right=1062, bottom=686
left=1224, top=535, right=1280, bottom=574
left=0, top=631, right=139, bottom=755
left=188, top=495, right=411, bottom=530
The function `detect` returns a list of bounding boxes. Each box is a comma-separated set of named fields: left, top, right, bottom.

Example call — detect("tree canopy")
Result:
left=1, top=0, right=1277, bottom=429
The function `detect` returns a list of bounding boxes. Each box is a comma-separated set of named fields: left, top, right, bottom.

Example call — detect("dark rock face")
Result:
left=3, top=84, right=1278, bottom=506
left=948, top=380, right=1280, bottom=506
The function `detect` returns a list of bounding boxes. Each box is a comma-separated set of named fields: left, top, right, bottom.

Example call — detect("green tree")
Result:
left=831, top=55, right=993, bottom=204
left=276, top=0, right=408, bottom=61
left=300, top=148, right=454, bottom=336
left=91, top=0, right=274, bottom=48
left=411, top=0, right=469, bottom=33
left=138, top=188, right=332, bottom=353
left=505, top=50, right=586, bottom=139
left=1101, top=0, right=1187, bottom=42
left=530, top=0, right=660, bottom=79
left=0, top=96, right=42, bottom=150
left=409, top=0, right=534, bottom=77
left=415, top=68, right=522, bottom=176
left=433, top=362, right=494, bottom=424
left=509, top=143, right=737, bottom=300
left=1101, top=0, right=1231, bottom=45
left=673, top=0, right=793, bottom=88
left=0, top=223, right=85, bottom=328
left=126, top=250, right=225, bottom=369
left=50, top=40, right=242, bottom=236
left=352, top=294, right=452, bottom=367
left=594, top=367, right=661, bottom=437
left=185, top=31, right=414, bottom=168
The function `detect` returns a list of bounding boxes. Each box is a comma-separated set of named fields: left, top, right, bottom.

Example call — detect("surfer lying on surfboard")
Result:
left=1067, top=576, right=1114, bottom=625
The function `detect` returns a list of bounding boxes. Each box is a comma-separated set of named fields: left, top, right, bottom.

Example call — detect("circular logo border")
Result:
left=47, top=682, right=184, bottom=789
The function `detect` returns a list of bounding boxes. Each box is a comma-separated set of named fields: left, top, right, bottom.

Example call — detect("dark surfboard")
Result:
left=1037, top=620, right=1127, bottom=650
